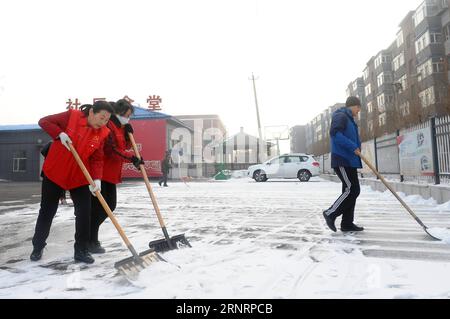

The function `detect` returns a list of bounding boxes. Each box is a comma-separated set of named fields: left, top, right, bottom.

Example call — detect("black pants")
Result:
left=324, top=167, right=360, bottom=227
left=159, top=172, right=168, bottom=186
left=32, top=176, right=92, bottom=251
left=90, top=181, right=117, bottom=243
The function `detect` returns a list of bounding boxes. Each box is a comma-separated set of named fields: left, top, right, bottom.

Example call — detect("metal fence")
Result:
left=317, top=115, right=450, bottom=185
left=436, top=115, right=450, bottom=184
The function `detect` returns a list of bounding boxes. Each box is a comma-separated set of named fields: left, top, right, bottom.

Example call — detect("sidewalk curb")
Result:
left=320, top=174, right=450, bottom=204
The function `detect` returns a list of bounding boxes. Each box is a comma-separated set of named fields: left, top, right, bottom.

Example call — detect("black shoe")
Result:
left=341, top=224, right=364, bottom=232
left=30, top=247, right=44, bottom=261
left=88, top=241, right=106, bottom=254
left=163, top=184, right=168, bottom=187
left=323, top=211, right=336, bottom=232
left=74, top=248, right=95, bottom=264
left=158, top=181, right=162, bottom=186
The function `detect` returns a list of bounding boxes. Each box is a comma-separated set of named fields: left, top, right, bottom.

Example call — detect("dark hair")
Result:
left=345, top=96, right=361, bottom=108
left=80, top=101, right=114, bottom=116
left=113, top=99, right=135, bottom=116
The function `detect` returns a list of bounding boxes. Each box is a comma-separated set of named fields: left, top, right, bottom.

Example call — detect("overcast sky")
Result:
left=0, top=0, right=421, bottom=141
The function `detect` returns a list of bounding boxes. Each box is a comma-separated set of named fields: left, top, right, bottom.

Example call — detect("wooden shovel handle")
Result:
left=359, top=152, right=427, bottom=228
left=127, top=133, right=166, bottom=228
left=68, top=143, right=137, bottom=253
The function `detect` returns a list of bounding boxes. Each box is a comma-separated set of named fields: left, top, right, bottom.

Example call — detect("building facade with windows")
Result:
left=303, top=0, right=450, bottom=157
left=0, top=125, right=51, bottom=182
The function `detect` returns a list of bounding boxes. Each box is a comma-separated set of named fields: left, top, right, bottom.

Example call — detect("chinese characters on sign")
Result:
left=93, top=97, right=106, bottom=103
left=147, top=95, right=162, bottom=111
left=65, top=95, right=162, bottom=111
left=123, top=95, right=135, bottom=104
left=66, top=98, right=81, bottom=110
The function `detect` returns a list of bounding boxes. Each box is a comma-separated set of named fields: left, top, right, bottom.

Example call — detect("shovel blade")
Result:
left=114, top=249, right=162, bottom=280
left=149, top=234, right=192, bottom=253
left=425, top=227, right=450, bottom=242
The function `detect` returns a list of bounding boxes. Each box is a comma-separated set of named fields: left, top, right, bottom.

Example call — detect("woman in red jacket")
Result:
left=88, top=99, right=143, bottom=253
left=30, top=101, right=113, bottom=264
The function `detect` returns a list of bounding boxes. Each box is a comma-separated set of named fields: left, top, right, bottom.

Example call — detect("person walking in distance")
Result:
left=323, top=96, right=364, bottom=233
left=158, top=151, right=172, bottom=187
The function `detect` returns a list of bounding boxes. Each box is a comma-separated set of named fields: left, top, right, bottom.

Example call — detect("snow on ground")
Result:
left=1, top=177, right=450, bottom=299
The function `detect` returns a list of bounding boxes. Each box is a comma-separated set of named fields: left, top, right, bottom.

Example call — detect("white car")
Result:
left=247, top=154, right=320, bottom=182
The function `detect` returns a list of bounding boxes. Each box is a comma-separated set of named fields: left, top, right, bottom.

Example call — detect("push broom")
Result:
left=128, top=132, right=192, bottom=252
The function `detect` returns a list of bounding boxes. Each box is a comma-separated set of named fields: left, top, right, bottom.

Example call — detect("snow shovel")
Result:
left=128, top=132, right=192, bottom=252
left=358, top=151, right=450, bottom=241
left=68, top=143, right=163, bottom=278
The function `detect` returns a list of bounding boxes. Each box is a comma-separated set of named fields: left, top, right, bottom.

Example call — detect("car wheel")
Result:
left=253, top=170, right=267, bottom=182
left=298, top=170, right=311, bottom=182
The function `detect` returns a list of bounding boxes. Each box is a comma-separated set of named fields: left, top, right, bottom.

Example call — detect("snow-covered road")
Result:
left=1, top=177, right=450, bottom=298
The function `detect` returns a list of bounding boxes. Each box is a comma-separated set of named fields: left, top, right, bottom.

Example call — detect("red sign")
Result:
left=121, top=119, right=167, bottom=178
left=147, top=95, right=162, bottom=111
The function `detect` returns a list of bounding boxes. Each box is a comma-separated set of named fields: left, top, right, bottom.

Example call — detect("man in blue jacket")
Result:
left=323, top=96, right=364, bottom=232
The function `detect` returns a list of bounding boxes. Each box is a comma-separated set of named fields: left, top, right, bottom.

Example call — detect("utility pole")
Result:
left=250, top=73, right=264, bottom=162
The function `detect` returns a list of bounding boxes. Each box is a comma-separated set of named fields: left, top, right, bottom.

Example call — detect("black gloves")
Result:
left=131, top=156, right=145, bottom=169
left=124, top=124, right=134, bottom=134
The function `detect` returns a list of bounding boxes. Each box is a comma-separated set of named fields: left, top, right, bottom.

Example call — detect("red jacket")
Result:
left=102, top=118, right=134, bottom=184
left=41, top=109, right=110, bottom=190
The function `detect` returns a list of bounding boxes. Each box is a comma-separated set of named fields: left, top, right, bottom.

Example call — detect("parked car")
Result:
left=247, top=154, right=320, bottom=182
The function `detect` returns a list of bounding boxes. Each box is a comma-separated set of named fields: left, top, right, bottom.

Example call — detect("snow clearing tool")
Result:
left=128, top=132, right=192, bottom=252
left=359, top=151, right=450, bottom=241
left=69, top=143, right=163, bottom=278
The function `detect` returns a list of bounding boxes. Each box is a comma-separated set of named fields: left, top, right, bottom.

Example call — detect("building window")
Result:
left=367, top=101, right=374, bottom=113
left=13, top=151, right=27, bottom=172
left=417, top=58, right=444, bottom=80
left=432, top=60, right=445, bottom=73
left=375, top=54, right=388, bottom=69
left=415, top=31, right=430, bottom=54
left=377, top=72, right=392, bottom=87
left=363, top=68, right=369, bottom=81
left=346, top=88, right=351, bottom=98
left=377, top=73, right=384, bottom=87
left=377, top=94, right=386, bottom=112
left=398, top=74, right=408, bottom=92
left=393, top=52, right=405, bottom=71
left=368, top=120, right=374, bottom=132
left=365, top=83, right=372, bottom=96
left=413, top=2, right=427, bottom=27
left=444, top=24, right=450, bottom=41
left=417, top=58, right=432, bottom=79
left=430, top=32, right=442, bottom=43
left=419, top=86, right=435, bottom=108
left=400, top=101, right=410, bottom=116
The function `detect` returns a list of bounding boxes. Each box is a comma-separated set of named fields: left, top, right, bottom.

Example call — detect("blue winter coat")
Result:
left=330, top=107, right=362, bottom=168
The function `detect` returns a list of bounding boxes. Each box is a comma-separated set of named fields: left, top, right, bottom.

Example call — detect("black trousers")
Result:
left=90, top=181, right=117, bottom=243
left=324, top=167, right=360, bottom=227
left=159, top=172, right=168, bottom=186
left=32, top=176, right=92, bottom=251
